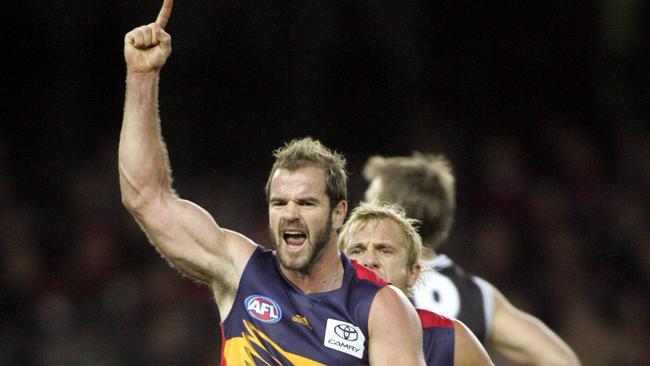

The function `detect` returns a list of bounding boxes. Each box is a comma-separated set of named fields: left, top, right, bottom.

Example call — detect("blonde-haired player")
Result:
left=339, top=201, right=494, bottom=366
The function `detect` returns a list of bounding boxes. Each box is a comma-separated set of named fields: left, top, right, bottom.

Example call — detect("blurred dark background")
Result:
left=2, top=0, right=649, bottom=365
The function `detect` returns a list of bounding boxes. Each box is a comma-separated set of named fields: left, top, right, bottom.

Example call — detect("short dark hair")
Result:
left=265, top=137, right=348, bottom=209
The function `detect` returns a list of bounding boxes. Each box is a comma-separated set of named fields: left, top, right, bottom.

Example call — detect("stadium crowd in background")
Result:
left=2, top=0, right=649, bottom=364
left=1, top=122, right=648, bottom=365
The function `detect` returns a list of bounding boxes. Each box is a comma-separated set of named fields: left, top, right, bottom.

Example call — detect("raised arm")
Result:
left=119, top=0, right=255, bottom=314
left=368, top=286, right=426, bottom=365
left=489, top=285, right=581, bottom=366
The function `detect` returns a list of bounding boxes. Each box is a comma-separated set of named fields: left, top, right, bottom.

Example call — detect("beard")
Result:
left=271, top=213, right=333, bottom=275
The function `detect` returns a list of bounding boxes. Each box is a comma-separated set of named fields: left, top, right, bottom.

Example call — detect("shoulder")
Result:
left=424, top=254, right=454, bottom=269
left=370, top=286, right=419, bottom=322
left=424, top=254, right=496, bottom=299
left=228, top=244, right=278, bottom=289
left=250, top=244, right=275, bottom=260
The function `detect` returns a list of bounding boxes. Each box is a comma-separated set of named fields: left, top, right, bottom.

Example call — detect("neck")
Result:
left=282, top=242, right=344, bottom=294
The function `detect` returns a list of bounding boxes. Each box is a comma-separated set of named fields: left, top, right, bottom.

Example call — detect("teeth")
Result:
left=284, top=231, right=303, bottom=235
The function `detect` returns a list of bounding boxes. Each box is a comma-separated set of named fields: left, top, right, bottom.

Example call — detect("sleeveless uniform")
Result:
left=221, top=246, right=388, bottom=366
left=417, top=308, right=455, bottom=366
left=412, top=255, right=494, bottom=343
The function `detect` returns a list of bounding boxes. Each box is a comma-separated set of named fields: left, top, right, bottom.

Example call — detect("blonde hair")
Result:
left=265, top=137, right=348, bottom=209
left=363, top=152, right=455, bottom=250
left=338, top=201, right=423, bottom=272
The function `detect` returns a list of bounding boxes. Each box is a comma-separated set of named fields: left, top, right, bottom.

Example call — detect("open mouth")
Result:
left=283, top=230, right=307, bottom=246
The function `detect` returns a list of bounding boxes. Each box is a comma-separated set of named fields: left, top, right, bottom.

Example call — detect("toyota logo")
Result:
left=334, top=324, right=359, bottom=341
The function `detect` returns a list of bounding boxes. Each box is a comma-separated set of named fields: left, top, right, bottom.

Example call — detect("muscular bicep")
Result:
left=131, top=194, right=256, bottom=291
left=368, top=286, right=425, bottom=366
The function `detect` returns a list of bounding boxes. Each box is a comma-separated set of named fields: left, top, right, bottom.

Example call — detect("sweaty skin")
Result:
left=119, top=2, right=425, bottom=364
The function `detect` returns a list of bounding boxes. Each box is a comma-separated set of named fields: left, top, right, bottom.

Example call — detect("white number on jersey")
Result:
left=413, top=270, right=460, bottom=318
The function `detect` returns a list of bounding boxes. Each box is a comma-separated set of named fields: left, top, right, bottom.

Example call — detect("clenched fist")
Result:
left=124, top=0, right=173, bottom=74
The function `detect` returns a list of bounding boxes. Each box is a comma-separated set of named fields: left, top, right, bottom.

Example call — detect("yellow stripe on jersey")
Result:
left=224, top=319, right=326, bottom=366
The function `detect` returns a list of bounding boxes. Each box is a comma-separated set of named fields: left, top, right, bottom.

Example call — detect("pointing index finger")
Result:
left=155, top=0, right=173, bottom=29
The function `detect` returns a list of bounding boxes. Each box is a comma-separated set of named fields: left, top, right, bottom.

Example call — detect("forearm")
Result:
left=495, top=336, right=580, bottom=366
left=119, top=71, right=174, bottom=211
left=520, top=321, right=581, bottom=366
left=490, top=288, right=581, bottom=366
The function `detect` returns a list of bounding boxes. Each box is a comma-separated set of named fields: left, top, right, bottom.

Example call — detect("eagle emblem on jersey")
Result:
left=223, top=319, right=326, bottom=365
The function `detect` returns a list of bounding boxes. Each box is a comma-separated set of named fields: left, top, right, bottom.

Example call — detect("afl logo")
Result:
left=245, top=295, right=282, bottom=323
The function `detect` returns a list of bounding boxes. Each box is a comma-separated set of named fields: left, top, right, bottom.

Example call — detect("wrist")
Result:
left=125, top=70, right=159, bottom=86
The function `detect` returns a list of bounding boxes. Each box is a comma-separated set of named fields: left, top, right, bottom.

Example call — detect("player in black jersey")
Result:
left=362, top=153, right=581, bottom=366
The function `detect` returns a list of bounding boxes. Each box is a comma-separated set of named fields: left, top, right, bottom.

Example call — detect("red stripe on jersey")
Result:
left=220, top=323, right=227, bottom=366
left=351, top=259, right=390, bottom=286
left=417, top=308, right=454, bottom=328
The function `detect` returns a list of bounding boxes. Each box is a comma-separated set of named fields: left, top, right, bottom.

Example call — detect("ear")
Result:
left=405, top=262, right=421, bottom=289
left=331, top=200, right=348, bottom=230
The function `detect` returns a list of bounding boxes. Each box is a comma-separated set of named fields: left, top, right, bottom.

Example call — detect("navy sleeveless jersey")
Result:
left=417, top=308, right=454, bottom=366
left=221, top=246, right=388, bottom=365
left=412, top=255, right=493, bottom=343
